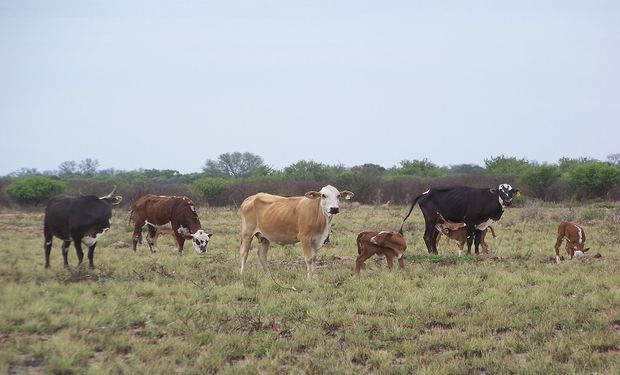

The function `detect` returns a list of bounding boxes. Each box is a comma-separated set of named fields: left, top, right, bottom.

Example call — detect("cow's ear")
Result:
left=109, top=196, right=123, bottom=205
left=513, top=189, right=521, bottom=197
left=304, top=191, right=321, bottom=199
left=489, top=188, right=497, bottom=194
left=583, top=247, right=590, bottom=253
left=340, top=190, right=354, bottom=200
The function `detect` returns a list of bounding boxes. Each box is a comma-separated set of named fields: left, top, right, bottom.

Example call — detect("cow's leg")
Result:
left=554, top=236, right=563, bottom=264
left=146, top=225, right=158, bottom=252
left=132, top=222, right=144, bottom=251
left=71, top=234, right=84, bottom=266
left=473, top=229, right=482, bottom=255
left=386, top=253, right=394, bottom=271
left=355, top=251, right=374, bottom=274
left=87, top=244, right=96, bottom=268
left=174, top=233, right=186, bottom=255
left=456, top=240, right=465, bottom=257
left=61, top=240, right=71, bottom=267
left=43, top=226, right=53, bottom=268
left=465, top=224, right=475, bottom=256
left=256, top=234, right=271, bottom=275
left=480, top=230, right=488, bottom=254
left=239, top=232, right=254, bottom=274
left=423, top=222, right=439, bottom=254
left=300, top=237, right=316, bottom=278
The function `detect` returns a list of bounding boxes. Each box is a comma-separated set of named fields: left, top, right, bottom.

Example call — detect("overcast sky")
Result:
left=1, top=0, right=618, bottom=175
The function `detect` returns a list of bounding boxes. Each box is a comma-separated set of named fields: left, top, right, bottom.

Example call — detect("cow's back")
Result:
left=45, top=196, right=112, bottom=239
left=424, top=187, right=500, bottom=223
left=132, top=195, right=177, bottom=225
left=240, top=193, right=315, bottom=244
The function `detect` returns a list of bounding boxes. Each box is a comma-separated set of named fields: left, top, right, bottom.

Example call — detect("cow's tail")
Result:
left=399, top=192, right=425, bottom=233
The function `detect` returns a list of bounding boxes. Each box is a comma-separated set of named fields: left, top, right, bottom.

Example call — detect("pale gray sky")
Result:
left=1, top=0, right=619, bottom=175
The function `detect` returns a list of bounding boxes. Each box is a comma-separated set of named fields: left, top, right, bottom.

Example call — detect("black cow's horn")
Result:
left=101, top=185, right=117, bottom=199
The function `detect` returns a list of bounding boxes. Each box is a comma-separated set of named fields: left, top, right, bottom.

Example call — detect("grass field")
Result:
left=1, top=201, right=619, bottom=374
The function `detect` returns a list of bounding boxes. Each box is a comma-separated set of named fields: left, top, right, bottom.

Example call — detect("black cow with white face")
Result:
left=43, top=188, right=122, bottom=268
left=400, top=184, right=519, bottom=255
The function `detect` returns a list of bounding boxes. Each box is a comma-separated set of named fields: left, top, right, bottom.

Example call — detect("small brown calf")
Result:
left=435, top=221, right=496, bottom=256
left=554, top=221, right=590, bottom=264
left=356, top=230, right=407, bottom=274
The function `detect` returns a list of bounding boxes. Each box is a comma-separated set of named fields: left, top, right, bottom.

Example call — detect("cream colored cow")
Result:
left=239, top=185, right=354, bottom=278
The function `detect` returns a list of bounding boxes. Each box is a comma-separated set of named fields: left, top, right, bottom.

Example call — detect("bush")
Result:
left=564, top=162, right=620, bottom=199
left=191, top=178, right=235, bottom=206
left=519, top=164, right=560, bottom=199
left=6, top=176, right=66, bottom=205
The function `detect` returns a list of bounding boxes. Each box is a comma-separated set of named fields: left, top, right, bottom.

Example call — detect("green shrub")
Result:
left=6, top=176, right=66, bottom=205
left=191, top=178, right=234, bottom=205
left=564, top=162, right=620, bottom=199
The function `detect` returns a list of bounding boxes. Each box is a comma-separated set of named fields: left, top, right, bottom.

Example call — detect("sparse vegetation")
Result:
left=0, top=203, right=618, bottom=374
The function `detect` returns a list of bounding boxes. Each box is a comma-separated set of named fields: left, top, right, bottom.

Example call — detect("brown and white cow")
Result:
left=435, top=221, right=496, bottom=256
left=355, top=230, right=407, bottom=274
left=239, top=185, right=354, bottom=278
left=129, top=195, right=212, bottom=255
left=554, top=221, right=590, bottom=264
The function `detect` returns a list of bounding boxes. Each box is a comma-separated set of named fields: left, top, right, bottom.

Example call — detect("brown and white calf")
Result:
left=129, top=195, right=212, bottom=255
left=554, top=221, right=590, bottom=264
left=435, top=214, right=496, bottom=256
left=355, top=230, right=407, bottom=274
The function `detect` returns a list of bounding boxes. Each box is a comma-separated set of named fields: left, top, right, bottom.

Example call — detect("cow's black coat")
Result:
left=401, top=185, right=518, bottom=255
left=43, top=191, right=121, bottom=268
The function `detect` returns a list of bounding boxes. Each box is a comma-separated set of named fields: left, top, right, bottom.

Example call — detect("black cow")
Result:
left=43, top=188, right=122, bottom=268
left=400, top=184, right=519, bottom=255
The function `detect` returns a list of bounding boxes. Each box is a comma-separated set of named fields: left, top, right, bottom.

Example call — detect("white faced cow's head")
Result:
left=191, top=230, right=212, bottom=254
left=493, top=184, right=520, bottom=207
left=304, top=185, right=354, bottom=216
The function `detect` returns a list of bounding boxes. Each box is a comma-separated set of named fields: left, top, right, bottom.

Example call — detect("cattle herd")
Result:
left=42, top=183, right=591, bottom=272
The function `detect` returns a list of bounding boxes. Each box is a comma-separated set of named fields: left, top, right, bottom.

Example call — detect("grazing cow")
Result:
left=129, top=195, right=212, bottom=255
left=239, top=185, right=354, bottom=278
left=43, top=187, right=122, bottom=268
left=554, top=221, right=590, bottom=264
left=400, top=184, right=519, bottom=255
left=435, top=219, right=496, bottom=256
left=355, top=230, right=407, bottom=274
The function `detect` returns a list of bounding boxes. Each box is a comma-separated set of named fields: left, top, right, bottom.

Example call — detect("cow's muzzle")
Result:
left=329, top=207, right=340, bottom=215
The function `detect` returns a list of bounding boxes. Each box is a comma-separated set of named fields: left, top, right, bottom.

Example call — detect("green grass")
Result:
left=0, top=203, right=619, bottom=374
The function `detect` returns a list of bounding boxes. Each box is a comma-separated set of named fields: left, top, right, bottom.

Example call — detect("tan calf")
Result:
left=355, top=230, right=407, bottom=274
left=435, top=217, right=496, bottom=256
left=554, top=221, right=590, bottom=264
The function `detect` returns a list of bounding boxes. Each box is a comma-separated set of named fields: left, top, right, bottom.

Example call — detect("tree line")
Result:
left=2, top=153, right=620, bottom=207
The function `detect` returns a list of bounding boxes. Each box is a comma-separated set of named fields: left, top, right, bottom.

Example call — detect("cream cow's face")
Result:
left=305, top=185, right=354, bottom=216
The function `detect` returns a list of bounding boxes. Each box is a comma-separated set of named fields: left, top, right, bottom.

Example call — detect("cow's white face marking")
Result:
left=319, top=185, right=343, bottom=216
left=191, top=229, right=211, bottom=254
left=497, top=183, right=518, bottom=207
left=177, top=225, right=190, bottom=236
left=82, top=227, right=109, bottom=246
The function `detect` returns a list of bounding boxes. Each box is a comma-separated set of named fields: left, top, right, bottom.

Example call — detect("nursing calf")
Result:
left=355, top=230, right=407, bottom=274
left=554, top=221, right=589, bottom=264
left=435, top=219, right=496, bottom=256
